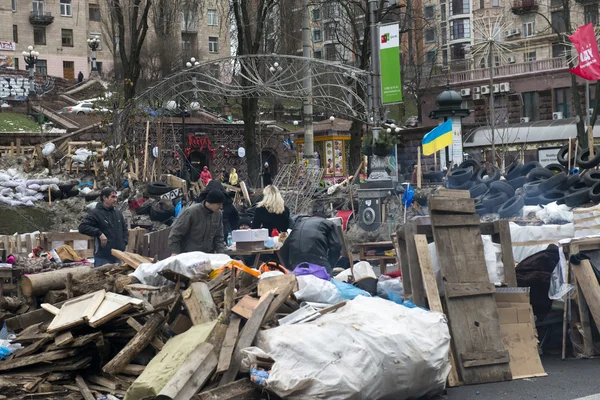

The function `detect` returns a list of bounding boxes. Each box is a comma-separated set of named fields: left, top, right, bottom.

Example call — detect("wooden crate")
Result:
left=138, top=228, right=172, bottom=261
left=358, top=241, right=396, bottom=275
left=41, top=232, right=95, bottom=259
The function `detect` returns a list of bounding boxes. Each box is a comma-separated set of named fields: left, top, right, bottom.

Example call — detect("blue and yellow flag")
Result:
left=422, top=119, right=453, bottom=156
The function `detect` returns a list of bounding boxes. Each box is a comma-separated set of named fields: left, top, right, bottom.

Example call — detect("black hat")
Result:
left=206, top=189, right=225, bottom=204
left=238, top=217, right=252, bottom=228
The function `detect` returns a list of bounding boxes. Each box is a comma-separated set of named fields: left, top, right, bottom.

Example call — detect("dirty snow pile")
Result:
left=0, top=169, right=58, bottom=206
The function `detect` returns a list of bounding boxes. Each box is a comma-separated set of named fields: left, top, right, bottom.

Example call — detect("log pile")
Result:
left=0, top=251, right=308, bottom=399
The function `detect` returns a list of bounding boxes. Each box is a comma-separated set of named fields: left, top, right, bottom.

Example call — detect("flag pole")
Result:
left=417, top=146, right=422, bottom=189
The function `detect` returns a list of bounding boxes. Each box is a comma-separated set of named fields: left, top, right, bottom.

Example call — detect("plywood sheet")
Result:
left=88, top=292, right=143, bottom=328
left=47, top=290, right=106, bottom=333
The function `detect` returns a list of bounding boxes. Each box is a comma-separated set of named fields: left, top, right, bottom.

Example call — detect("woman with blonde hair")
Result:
left=252, top=185, right=290, bottom=234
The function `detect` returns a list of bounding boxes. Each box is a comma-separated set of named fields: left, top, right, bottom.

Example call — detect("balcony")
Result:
left=511, top=0, right=538, bottom=15
left=29, top=11, right=54, bottom=25
left=431, top=57, right=567, bottom=85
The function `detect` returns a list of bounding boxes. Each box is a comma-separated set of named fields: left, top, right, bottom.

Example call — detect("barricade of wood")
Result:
left=0, top=233, right=39, bottom=256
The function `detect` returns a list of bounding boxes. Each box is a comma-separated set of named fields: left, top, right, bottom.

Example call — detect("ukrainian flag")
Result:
left=422, top=119, right=453, bottom=156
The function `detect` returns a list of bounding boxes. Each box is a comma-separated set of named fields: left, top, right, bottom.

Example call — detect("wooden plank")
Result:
left=183, top=282, right=219, bottom=325
left=45, top=331, right=104, bottom=352
left=122, top=364, right=145, bottom=376
left=0, top=348, right=79, bottom=372
left=13, top=338, right=49, bottom=358
left=429, top=213, right=481, bottom=227
left=47, top=290, right=106, bottom=333
left=111, top=249, right=152, bottom=269
left=231, top=295, right=259, bottom=320
left=196, top=379, right=259, bottom=400
left=493, top=220, right=517, bottom=287
left=414, top=234, right=461, bottom=387
left=396, top=231, right=412, bottom=300
left=437, top=189, right=471, bottom=198
left=127, top=317, right=165, bottom=351
left=75, top=375, right=95, bottom=400
left=404, top=222, right=427, bottom=307
left=156, top=342, right=217, bottom=400
left=445, top=282, right=496, bottom=299
left=257, top=274, right=298, bottom=297
left=571, top=258, right=600, bottom=342
left=219, top=292, right=275, bottom=386
left=88, top=292, right=143, bottom=328
left=41, top=303, right=60, bottom=315
left=216, top=316, right=242, bottom=374
left=103, top=313, right=165, bottom=375
left=429, top=197, right=476, bottom=214
left=263, top=281, right=297, bottom=323
left=54, top=331, right=74, bottom=347
left=460, top=351, right=510, bottom=368
left=86, top=375, right=117, bottom=390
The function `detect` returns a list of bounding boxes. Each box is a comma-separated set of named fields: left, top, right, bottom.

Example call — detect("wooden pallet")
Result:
left=0, top=233, right=39, bottom=256
left=137, top=228, right=172, bottom=261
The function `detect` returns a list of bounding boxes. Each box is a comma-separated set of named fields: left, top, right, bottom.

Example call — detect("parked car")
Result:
left=58, top=103, right=110, bottom=115
left=404, top=116, right=419, bottom=128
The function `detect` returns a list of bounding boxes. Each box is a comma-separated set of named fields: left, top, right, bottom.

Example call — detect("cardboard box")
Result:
left=236, top=241, right=265, bottom=251
left=232, top=229, right=268, bottom=243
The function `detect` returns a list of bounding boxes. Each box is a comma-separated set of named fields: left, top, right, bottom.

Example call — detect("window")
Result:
left=312, top=8, right=321, bottom=21
left=585, top=5, right=598, bottom=26
left=325, top=22, right=336, bottom=41
left=555, top=88, right=571, bottom=117
left=14, top=58, right=19, bottom=70
left=425, top=28, right=436, bottom=43
left=323, top=3, right=341, bottom=19
left=479, top=58, right=486, bottom=68
left=208, top=36, right=218, bottom=53
left=33, top=27, right=46, bottom=45
left=11, top=0, right=16, bottom=12
left=181, top=11, right=197, bottom=32
left=442, top=49, right=448, bottom=65
left=36, top=59, right=47, bottom=75
left=32, top=0, right=44, bottom=15
left=522, top=92, right=537, bottom=120
left=450, top=0, right=469, bottom=15
left=325, top=44, right=336, bottom=61
left=314, top=50, right=322, bottom=59
left=441, top=4, right=446, bottom=20
left=441, top=26, right=447, bottom=44
left=450, top=19, right=470, bottom=40
left=13, top=25, right=18, bottom=43
left=479, top=0, right=484, bottom=9
left=552, top=42, right=565, bottom=58
left=551, top=0, right=562, bottom=6
left=523, top=21, right=535, bottom=37
left=89, top=4, right=101, bottom=21
left=208, top=9, right=217, bottom=26
left=61, top=29, right=73, bottom=46
left=424, top=5, right=435, bottom=19
left=426, top=50, right=437, bottom=64
left=495, top=55, right=500, bottom=67
left=313, top=29, right=322, bottom=42
left=492, top=0, right=499, bottom=7
left=451, top=43, right=467, bottom=59
left=60, top=0, right=72, bottom=16
left=551, top=11, right=566, bottom=33
left=524, top=51, right=536, bottom=62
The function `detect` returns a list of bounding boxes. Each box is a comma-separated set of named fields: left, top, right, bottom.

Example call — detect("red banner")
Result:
left=569, top=23, right=600, bottom=81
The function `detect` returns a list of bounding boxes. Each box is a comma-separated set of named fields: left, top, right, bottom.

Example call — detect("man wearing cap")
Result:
left=169, top=189, right=226, bottom=255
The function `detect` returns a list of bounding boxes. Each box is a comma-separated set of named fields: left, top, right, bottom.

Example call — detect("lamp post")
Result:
left=21, top=46, right=39, bottom=98
left=185, top=57, right=200, bottom=108
left=180, top=57, right=199, bottom=180
left=87, top=36, right=100, bottom=75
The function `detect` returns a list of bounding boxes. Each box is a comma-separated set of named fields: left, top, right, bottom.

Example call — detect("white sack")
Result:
left=294, top=275, right=345, bottom=305
left=41, top=142, right=56, bottom=156
left=131, top=252, right=232, bottom=286
left=255, top=296, right=451, bottom=400
left=27, top=184, right=40, bottom=191
left=15, top=186, right=38, bottom=196
left=0, top=173, right=10, bottom=182
left=536, top=202, right=573, bottom=224
left=510, top=222, right=574, bottom=262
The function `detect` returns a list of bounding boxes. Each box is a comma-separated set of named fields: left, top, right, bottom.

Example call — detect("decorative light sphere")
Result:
left=165, top=100, right=177, bottom=110
left=269, top=66, right=275, bottom=73
left=190, top=101, right=201, bottom=111
left=277, top=66, right=282, bottom=72
left=386, top=128, right=391, bottom=133
left=395, top=128, right=401, bottom=133
left=186, top=62, right=192, bottom=67
left=293, top=120, right=299, bottom=126
left=22, top=51, right=27, bottom=56
left=194, top=62, right=199, bottom=66
left=329, top=116, right=335, bottom=121
left=33, top=51, right=39, bottom=57
left=190, top=57, right=196, bottom=63
left=273, top=62, right=279, bottom=68
left=27, top=46, right=33, bottom=51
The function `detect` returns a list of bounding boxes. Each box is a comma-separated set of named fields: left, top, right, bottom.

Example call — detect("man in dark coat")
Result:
left=279, top=216, right=342, bottom=273
left=197, top=180, right=239, bottom=242
left=78, top=187, right=128, bottom=267
left=77, top=71, right=84, bottom=83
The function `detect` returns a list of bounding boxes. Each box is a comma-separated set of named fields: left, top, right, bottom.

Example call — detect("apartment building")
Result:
left=421, top=0, right=593, bottom=128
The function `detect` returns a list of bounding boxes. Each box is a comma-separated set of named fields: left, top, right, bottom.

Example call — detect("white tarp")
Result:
left=509, top=222, right=575, bottom=262
left=255, top=296, right=451, bottom=400
left=573, top=204, right=600, bottom=237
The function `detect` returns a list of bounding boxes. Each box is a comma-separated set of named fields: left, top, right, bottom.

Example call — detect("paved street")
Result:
left=438, top=354, right=600, bottom=400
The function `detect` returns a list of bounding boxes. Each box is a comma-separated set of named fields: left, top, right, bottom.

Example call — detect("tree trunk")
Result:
left=242, top=97, right=261, bottom=187
left=349, top=119, right=363, bottom=175
left=571, top=73, right=587, bottom=145
left=21, top=266, right=92, bottom=297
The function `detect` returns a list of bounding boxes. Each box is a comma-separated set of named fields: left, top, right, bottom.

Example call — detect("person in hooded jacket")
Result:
left=200, top=166, right=212, bottom=185
left=229, top=168, right=239, bottom=186
left=279, top=216, right=342, bottom=273
left=78, top=187, right=128, bottom=267
left=198, top=180, right=239, bottom=241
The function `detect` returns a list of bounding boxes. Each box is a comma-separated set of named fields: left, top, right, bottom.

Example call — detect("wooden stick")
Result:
left=143, top=121, right=150, bottom=181
left=16, top=138, right=21, bottom=156
left=434, top=150, right=437, bottom=172
left=574, top=139, right=579, bottom=171
left=568, top=137, right=572, bottom=173
left=589, top=125, right=595, bottom=158
left=417, top=146, right=422, bottom=189
left=10, top=142, right=14, bottom=156
left=66, top=273, right=73, bottom=299
left=48, top=186, right=52, bottom=207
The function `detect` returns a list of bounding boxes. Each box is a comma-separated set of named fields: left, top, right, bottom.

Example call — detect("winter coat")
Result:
left=229, top=168, right=239, bottom=186
left=200, top=170, right=212, bottom=185
left=78, top=202, right=128, bottom=260
left=168, top=202, right=226, bottom=254
left=198, top=180, right=239, bottom=240
left=251, top=206, right=290, bottom=234
left=279, top=217, right=342, bottom=273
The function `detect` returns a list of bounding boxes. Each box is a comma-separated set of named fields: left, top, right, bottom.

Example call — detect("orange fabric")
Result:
left=210, top=260, right=261, bottom=279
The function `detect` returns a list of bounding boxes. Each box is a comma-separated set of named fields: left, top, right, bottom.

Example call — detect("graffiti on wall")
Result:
left=0, top=75, right=55, bottom=100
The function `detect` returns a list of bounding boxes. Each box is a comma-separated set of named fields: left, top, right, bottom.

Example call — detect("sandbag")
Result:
left=42, top=142, right=56, bottom=156
left=294, top=275, right=345, bottom=304
left=255, top=296, right=451, bottom=400
left=131, top=252, right=232, bottom=286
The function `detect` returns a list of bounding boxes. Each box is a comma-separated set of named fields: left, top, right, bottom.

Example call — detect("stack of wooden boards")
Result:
left=400, top=190, right=545, bottom=387
left=0, top=251, right=314, bottom=399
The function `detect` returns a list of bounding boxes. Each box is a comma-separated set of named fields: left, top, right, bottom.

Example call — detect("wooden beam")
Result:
left=571, top=259, right=600, bottom=339
left=216, top=316, right=242, bottom=374
left=444, top=282, right=496, bottom=299
left=127, top=317, right=165, bottom=351
left=54, top=331, right=74, bottom=347
left=183, top=282, right=219, bottom=325
left=75, top=375, right=95, bottom=400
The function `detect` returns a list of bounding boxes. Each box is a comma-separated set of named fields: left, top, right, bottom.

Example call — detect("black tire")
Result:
left=577, top=148, right=600, bottom=169
left=498, top=196, right=525, bottom=218
left=505, top=162, right=524, bottom=181
left=459, top=160, right=481, bottom=174
left=150, top=202, right=174, bottom=222
left=590, top=181, right=600, bottom=202
left=538, top=190, right=567, bottom=205
left=564, top=188, right=591, bottom=207
left=521, top=161, right=542, bottom=176
left=507, top=176, right=527, bottom=190
left=66, top=187, right=79, bottom=198
left=527, top=167, right=555, bottom=182
left=84, top=192, right=99, bottom=201
left=523, top=181, right=544, bottom=197
left=557, top=175, right=580, bottom=191
left=558, top=144, right=581, bottom=167
left=58, top=184, right=75, bottom=193
left=476, top=167, right=501, bottom=184
left=524, top=193, right=540, bottom=206
left=447, top=168, right=473, bottom=186
left=539, top=172, right=567, bottom=192
left=147, top=182, right=173, bottom=195
left=449, top=180, right=474, bottom=190
left=423, top=171, right=443, bottom=182
left=482, top=192, right=509, bottom=209
left=569, top=181, right=589, bottom=193
left=489, top=180, right=515, bottom=198
left=475, top=204, right=489, bottom=216
left=545, top=163, right=567, bottom=174
left=470, top=183, right=488, bottom=198
left=583, top=170, right=600, bottom=186
left=136, top=200, right=153, bottom=215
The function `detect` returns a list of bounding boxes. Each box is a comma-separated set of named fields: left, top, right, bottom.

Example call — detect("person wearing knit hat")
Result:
left=238, top=216, right=252, bottom=230
left=169, top=189, right=226, bottom=255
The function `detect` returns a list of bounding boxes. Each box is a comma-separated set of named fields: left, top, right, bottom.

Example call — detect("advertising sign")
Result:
left=538, top=146, right=562, bottom=167
left=379, top=23, right=403, bottom=104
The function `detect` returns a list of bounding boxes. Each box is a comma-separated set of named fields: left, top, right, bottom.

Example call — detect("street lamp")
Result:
left=21, top=46, right=39, bottom=98
left=87, top=36, right=100, bottom=73
left=185, top=57, right=200, bottom=107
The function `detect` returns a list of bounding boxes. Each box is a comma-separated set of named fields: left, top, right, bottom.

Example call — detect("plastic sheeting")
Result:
left=294, top=275, right=346, bottom=304
left=510, top=222, right=575, bottom=262
left=573, top=204, right=600, bottom=237
left=255, top=296, right=451, bottom=400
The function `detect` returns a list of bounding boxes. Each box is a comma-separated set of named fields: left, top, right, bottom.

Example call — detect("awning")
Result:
left=463, top=118, right=593, bottom=148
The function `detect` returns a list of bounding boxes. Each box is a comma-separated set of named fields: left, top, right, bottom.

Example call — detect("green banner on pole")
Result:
left=379, top=23, right=403, bottom=104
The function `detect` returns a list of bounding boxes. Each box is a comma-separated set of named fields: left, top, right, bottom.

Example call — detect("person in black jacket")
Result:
left=198, top=180, right=239, bottom=241
left=78, top=187, right=128, bottom=267
left=279, top=216, right=342, bottom=273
